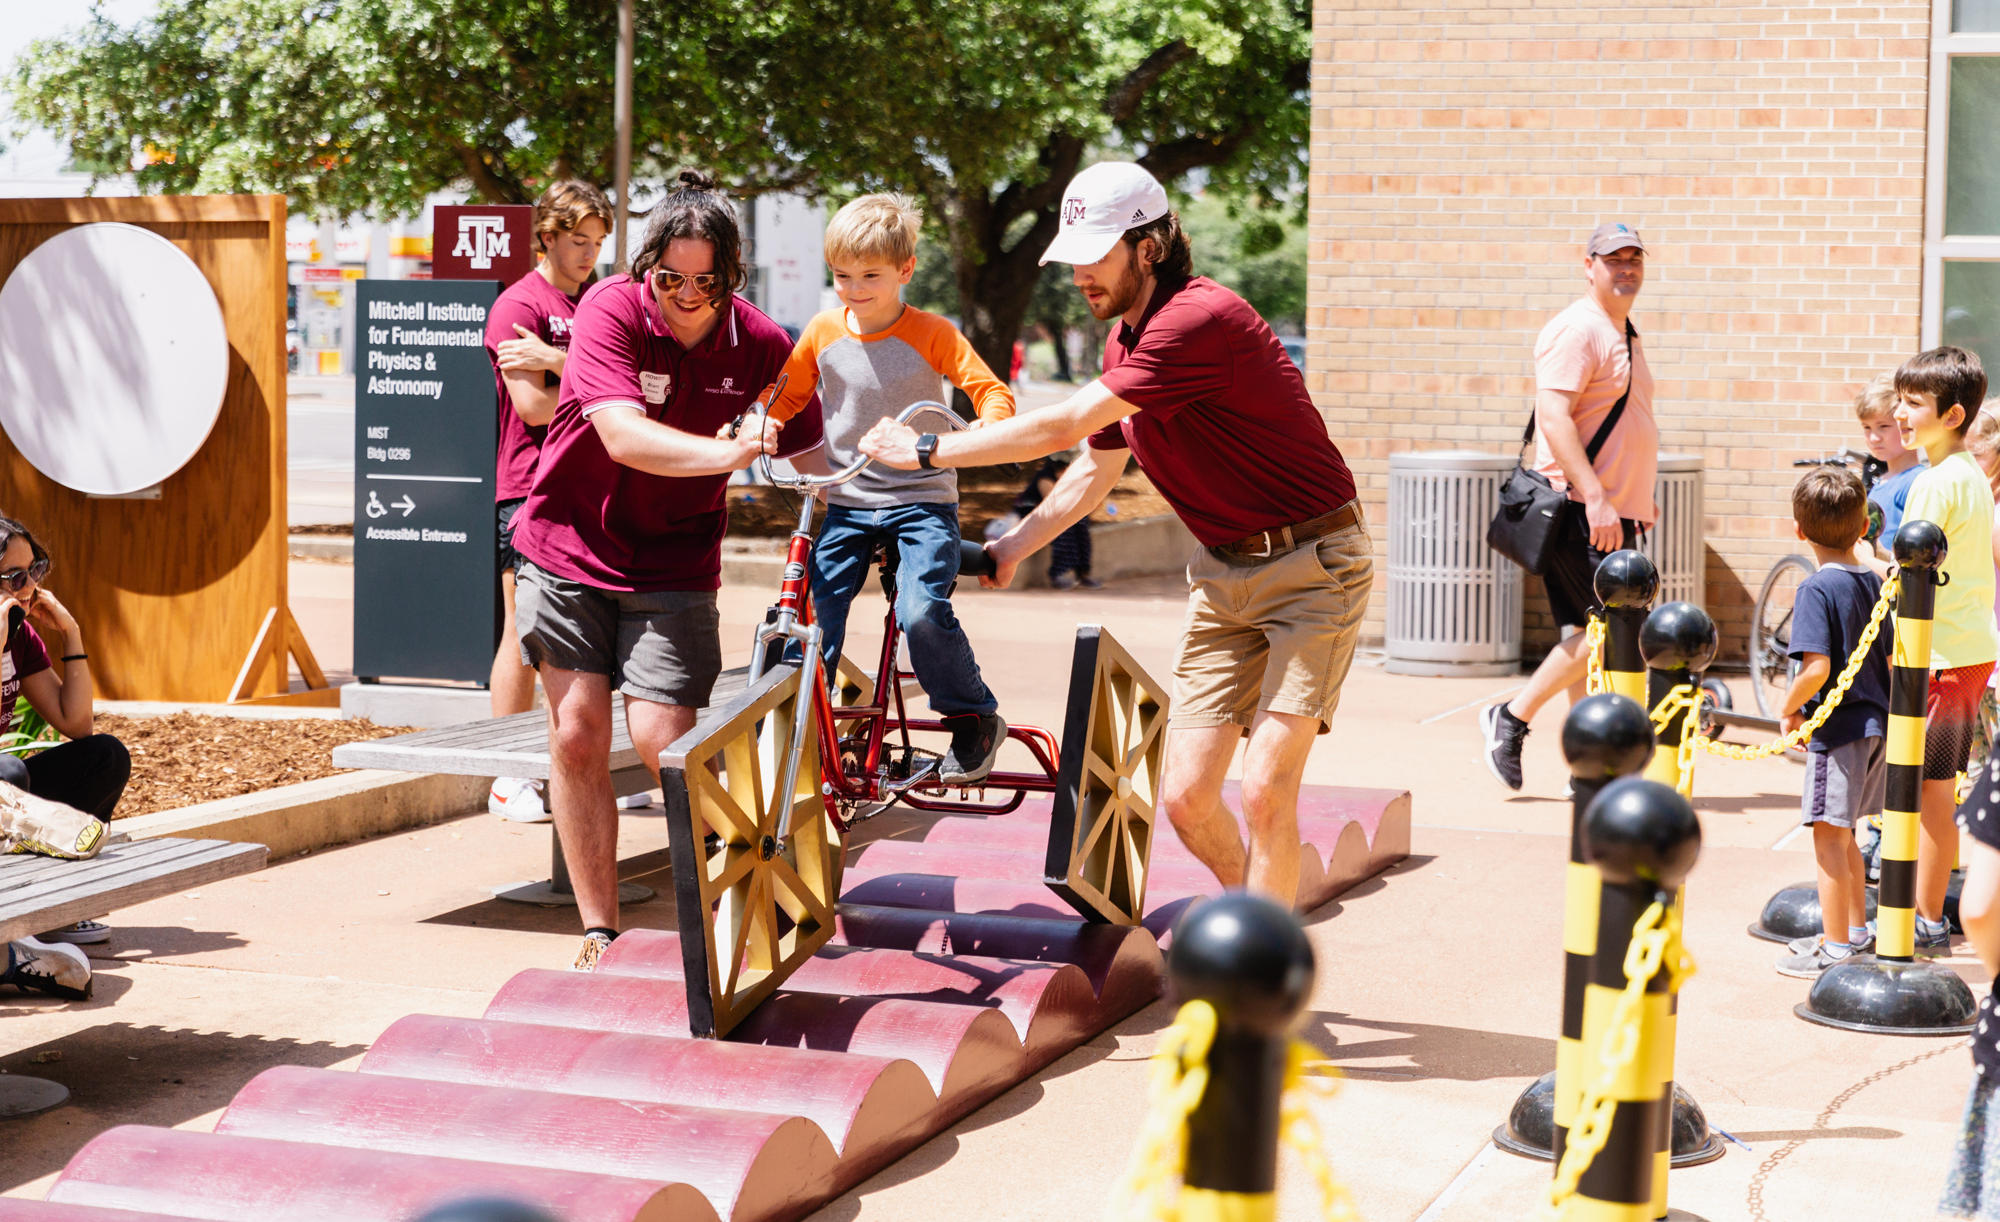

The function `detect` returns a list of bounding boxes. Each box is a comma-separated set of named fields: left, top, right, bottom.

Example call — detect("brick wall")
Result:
left=1307, top=0, right=1932, bottom=659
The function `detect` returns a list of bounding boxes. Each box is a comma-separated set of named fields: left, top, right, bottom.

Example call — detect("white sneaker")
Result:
left=616, top=792, right=654, bottom=811
left=37, top=919, right=110, bottom=945
left=3, top=936, right=91, bottom=1000
left=490, top=777, right=550, bottom=823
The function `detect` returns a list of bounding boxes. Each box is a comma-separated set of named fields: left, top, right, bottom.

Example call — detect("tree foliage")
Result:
left=13, top=0, right=1309, bottom=372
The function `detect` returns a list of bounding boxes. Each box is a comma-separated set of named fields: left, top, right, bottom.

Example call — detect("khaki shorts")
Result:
left=1172, top=514, right=1374, bottom=734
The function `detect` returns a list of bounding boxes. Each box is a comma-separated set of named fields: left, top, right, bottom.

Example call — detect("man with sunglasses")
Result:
left=508, top=170, right=823, bottom=971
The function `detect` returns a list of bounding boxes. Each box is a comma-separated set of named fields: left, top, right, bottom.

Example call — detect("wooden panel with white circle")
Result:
left=0, top=222, right=229, bottom=496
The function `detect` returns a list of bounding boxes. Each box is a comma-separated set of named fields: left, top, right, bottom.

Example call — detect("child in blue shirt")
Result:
left=1775, top=466, right=1893, bottom=977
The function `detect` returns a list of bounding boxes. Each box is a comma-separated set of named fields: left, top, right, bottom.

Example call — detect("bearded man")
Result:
left=859, top=162, right=1370, bottom=908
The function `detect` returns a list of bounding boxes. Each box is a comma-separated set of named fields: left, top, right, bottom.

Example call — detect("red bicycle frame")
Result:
left=765, top=525, right=1060, bottom=829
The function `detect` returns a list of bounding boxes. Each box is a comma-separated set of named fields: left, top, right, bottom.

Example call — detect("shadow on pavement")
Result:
left=1299, top=1010, right=1555, bottom=1081
left=0, top=1022, right=367, bottom=1194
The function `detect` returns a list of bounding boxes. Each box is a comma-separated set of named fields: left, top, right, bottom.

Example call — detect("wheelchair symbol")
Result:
left=365, top=490, right=388, bottom=519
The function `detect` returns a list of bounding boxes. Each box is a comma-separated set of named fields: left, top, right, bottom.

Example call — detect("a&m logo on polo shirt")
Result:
left=1062, top=197, right=1086, bottom=225
left=452, top=215, right=511, bottom=269
left=706, top=376, right=739, bottom=395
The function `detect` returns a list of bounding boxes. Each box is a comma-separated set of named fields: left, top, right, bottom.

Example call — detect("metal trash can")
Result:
left=1385, top=451, right=1523, bottom=677
left=1641, top=455, right=1705, bottom=609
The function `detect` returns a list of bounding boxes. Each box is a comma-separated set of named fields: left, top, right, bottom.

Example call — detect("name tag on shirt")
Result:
left=639, top=372, right=671, bottom=405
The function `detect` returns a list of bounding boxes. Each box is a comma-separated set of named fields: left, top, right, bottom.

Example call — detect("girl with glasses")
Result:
left=0, top=516, right=131, bottom=947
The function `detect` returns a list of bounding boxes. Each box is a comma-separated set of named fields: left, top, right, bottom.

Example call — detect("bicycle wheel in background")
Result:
left=1750, top=554, right=1816, bottom=720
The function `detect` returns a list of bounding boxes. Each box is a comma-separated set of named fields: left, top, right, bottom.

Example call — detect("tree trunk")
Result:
left=1039, top=320, right=1072, bottom=382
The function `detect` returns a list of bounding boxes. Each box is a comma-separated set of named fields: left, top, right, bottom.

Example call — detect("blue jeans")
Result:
left=808, top=502, right=997, bottom=718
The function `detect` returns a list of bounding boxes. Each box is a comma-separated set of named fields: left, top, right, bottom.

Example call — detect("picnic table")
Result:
left=330, top=667, right=760, bottom=906
left=2, top=835, right=267, bottom=1118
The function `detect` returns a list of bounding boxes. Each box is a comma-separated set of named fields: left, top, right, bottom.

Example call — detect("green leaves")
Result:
left=11, top=0, right=1305, bottom=367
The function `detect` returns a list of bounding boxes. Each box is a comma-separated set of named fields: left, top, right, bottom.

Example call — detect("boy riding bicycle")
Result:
left=760, top=194, right=1016, bottom=784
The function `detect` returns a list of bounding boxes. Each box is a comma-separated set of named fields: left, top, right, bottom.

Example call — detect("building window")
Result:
left=1928, top=0, right=2000, bottom=374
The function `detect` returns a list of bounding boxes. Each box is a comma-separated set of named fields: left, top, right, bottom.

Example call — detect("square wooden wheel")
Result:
left=661, top=664, right=843, bottom=1038
left=1044, top=626, right=1168, bottom=924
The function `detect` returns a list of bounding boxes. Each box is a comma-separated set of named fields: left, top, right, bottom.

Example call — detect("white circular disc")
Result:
left=0, top=222, right=229, bottom=495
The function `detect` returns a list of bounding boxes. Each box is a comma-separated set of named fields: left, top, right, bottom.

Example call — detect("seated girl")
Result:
left=0, top=516, right=131, bottom=945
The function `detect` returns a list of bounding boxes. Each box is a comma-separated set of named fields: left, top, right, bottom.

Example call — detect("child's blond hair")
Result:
left=1853, top=372, right=1898, bottom=422
left=1969, top=402, right=2000, bottom=458
left=825, top=194, right=923, bottom=267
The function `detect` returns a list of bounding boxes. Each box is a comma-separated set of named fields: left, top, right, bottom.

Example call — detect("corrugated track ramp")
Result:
left=1, top=784, right=1407, bottom=1222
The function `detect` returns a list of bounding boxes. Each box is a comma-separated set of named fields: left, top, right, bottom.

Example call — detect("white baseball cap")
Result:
left=1039, top=162, right=1172, bottom=266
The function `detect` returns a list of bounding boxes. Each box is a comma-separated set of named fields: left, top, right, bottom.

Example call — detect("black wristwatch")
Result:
left=915, top=434, right=939, bottom=470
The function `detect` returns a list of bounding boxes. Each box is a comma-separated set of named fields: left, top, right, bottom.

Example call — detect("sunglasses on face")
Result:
left=0, top=559, right=49, bottom=594
left=651, top=269, right=720, bottom=297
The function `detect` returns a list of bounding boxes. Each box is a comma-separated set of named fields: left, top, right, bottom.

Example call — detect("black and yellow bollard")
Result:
left=1638, top=602, right=1719, bottom=794
left=1168, top=892, right=1315, bottom=1219
left=1799, top=519, right=1979, bottom=1035
left=1593, top=550, right=1658, bottom=705
left=1496, top=694, right=1718, bottom=1185
left=1560, top=777, right=1703, bottom=1220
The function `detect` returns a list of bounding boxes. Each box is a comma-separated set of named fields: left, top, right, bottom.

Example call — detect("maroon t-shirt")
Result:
left=0, top=623, right=50, bottom=738
left=485, top=270, right=582, bottom=502
left=1089, top=276, right=1356, bottom=546
left=511, top=278, right=824, bottom=592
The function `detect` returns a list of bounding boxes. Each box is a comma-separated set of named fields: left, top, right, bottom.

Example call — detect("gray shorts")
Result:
left=1801, top=735, right=1886, bottom=829
left=514, top=560, right=722, bottom=707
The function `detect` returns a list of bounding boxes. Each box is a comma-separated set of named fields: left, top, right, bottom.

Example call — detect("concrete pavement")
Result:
left=11, top=562, right=1981, bottom=1221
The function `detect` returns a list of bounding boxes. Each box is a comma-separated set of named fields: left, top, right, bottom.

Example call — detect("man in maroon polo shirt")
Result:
left=861, top=162, right=1370, bottom=908
left=483, top=180, right=613, bottom=824
left=510, top=171, right=823, bottom=969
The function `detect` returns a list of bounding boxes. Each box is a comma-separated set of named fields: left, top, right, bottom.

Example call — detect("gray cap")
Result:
left=1587, top=222, right=1646, bottom=257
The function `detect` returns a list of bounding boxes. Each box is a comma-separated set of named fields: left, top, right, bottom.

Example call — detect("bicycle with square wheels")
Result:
left=658, top=399, right=1169, bottom=1036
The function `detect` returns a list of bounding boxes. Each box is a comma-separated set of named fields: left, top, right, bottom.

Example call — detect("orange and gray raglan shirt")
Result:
left=764, top=306, right=1014, bottom=509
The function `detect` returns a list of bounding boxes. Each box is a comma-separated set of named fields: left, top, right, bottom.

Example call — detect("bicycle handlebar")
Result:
left=752, top=400, right=970, bottom=490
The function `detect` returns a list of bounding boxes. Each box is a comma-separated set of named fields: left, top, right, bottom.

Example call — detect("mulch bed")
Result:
left=93, top=713, right=418, bottom=819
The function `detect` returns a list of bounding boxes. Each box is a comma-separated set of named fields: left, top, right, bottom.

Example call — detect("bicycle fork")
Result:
left=748, top=519, right=823, bottom=841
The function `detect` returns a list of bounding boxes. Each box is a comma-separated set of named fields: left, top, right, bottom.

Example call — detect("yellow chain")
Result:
left=1107, top=1002, right=1360, bottom=1221
left=1651, top=572, right=1900, bottom=764
left=1283, top=1046, right=1361, bottom=1222
left=1107, top=1000, right=1216, bottom=1222
left=1584, top=615, right=1608, bottom=697
left=1540, top=899, right=1696, bottom=1219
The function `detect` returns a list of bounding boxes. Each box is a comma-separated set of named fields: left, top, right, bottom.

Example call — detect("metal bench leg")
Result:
left=493, top=805, right=656, bottom=908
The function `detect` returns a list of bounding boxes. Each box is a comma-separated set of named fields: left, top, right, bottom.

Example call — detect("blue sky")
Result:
left=1, top=1, right=157, bottom=178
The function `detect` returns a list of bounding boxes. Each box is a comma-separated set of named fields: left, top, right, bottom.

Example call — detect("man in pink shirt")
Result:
left=1480, top=223, right=1659, bottom=791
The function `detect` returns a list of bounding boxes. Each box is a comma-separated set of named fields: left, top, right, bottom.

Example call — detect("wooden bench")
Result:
left=2, top=837, right=267, bottom=944
left=332, top=667, right=767, bottom=906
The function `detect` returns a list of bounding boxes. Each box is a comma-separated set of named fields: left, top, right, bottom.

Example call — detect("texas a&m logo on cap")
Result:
left=432, top=204, right=534, bottom=286
left=1062, top=197, right=1087, bottom=225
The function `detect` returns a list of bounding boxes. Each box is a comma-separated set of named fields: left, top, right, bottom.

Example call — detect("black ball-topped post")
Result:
left=1570, top=777, right=1708, bottom=1218
left=1167, top=893, right=1315, bottom=1217
left=1593, top=550, right=1659, bottom=705
left=1638, top=601, right=1718, bottom=793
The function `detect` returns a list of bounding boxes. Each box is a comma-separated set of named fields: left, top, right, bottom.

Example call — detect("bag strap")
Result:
left=1518, top=320, right=1639, bottom=469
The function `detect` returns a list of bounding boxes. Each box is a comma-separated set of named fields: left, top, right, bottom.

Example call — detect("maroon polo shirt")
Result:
left=1088, top=275, right=1356, bottom=547
left=485, top=269, right=582, bottom=503
left=511, top=277, right=824, bottom=592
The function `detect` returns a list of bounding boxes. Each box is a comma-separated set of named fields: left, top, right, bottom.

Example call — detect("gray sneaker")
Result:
left=1480, top=704, right=1528, bottom=791
left=1778, top=942, right=1862, bottom=979
left=1916, top=920, right=1954, bottom=958
left=939, top=713, right=1007, bottom=785
left=1787, top=923, right=1874, bottom=956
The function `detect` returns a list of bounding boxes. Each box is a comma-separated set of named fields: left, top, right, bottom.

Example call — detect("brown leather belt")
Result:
left=1216, top=502, right=1360, bottom=559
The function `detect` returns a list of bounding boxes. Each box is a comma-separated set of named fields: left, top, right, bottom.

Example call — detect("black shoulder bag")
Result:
left=1485, top=320, right=1637, bottom=575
